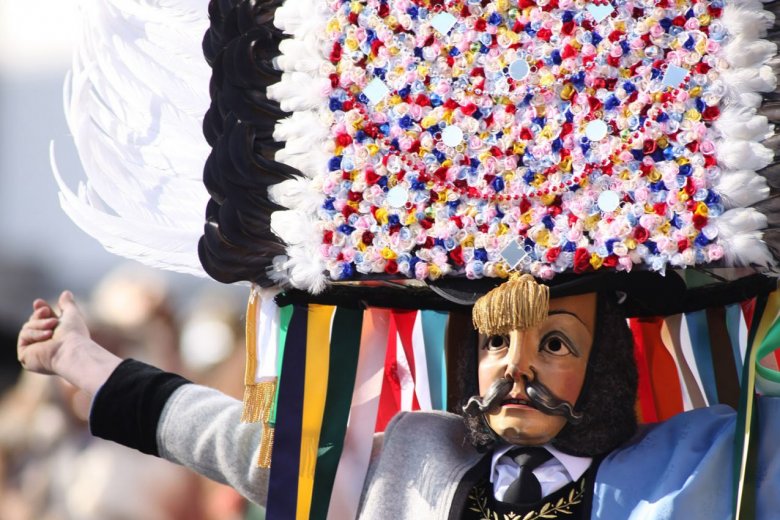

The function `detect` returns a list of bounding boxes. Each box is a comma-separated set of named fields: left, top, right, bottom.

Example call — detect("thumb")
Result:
left=58, top=290, right=77, bottom=312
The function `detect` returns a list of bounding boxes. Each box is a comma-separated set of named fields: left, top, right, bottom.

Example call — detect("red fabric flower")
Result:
left=602, top=255, right=618, bottom=268
left=385, top=259, right=398, bottom=275
left=702, top=105, right=720, bottom=122
left=573, top=248, right=591, bottom=273
left=449, top=246, right=465, bottom=266
left=546, top=247, right=561, bottom=262
left=634, top=226, right=649, bottom=243
left=692, top=214, right=708, bottom=230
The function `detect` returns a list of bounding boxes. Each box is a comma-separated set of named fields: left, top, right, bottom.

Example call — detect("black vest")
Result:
left=449, top=453, right=600, bottom=520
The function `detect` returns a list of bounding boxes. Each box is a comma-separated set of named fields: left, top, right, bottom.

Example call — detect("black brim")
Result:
left=276, top=270, right=776, bottom=317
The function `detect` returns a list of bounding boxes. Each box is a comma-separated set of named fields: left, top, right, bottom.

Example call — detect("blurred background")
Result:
left=0, top=2, right=258, bottom=518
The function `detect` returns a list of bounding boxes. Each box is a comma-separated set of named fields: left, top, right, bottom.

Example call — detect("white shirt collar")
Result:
left=490, top=442, right=592, bottom=483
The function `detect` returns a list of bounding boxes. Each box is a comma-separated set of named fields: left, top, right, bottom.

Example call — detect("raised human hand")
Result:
left=17, top=291, right=120, bottom=394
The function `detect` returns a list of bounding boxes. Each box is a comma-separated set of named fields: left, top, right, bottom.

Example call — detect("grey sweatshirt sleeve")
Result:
left=89, top=359, right=269, bottom=505
left=157, top=384, right=270, bottom=505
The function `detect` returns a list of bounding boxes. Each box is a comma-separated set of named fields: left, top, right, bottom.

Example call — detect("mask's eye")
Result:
left=540, top=334, right=573, bottom=356
left=483, top=334, right=509, bottom=350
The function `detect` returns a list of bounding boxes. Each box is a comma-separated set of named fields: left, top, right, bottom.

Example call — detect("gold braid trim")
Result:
left=472, top=273, right=549, bottom=335
left=257, top=421, right=276, bottom=469
left=242, top=288, right=279, bottom=467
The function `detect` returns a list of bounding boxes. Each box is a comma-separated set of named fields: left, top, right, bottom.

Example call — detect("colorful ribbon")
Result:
left=266, top=305, right=308, bottom=520
left=310, top=307, right=363, bottom=520
left=297, top=305, right=336, bottom=520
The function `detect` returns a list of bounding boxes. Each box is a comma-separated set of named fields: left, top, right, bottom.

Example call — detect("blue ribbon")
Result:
left=266, top=305, right=308, bottom=520
left=685, top=310, right=718, bottom=405
left=421, top=310, right=449, bottom=410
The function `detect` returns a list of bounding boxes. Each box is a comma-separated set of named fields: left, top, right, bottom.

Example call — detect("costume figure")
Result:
left=16, top=0, right=780, bottom=518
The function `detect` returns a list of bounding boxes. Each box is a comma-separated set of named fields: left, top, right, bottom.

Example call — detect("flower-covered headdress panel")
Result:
left=199, top=0, right=780, bottom=298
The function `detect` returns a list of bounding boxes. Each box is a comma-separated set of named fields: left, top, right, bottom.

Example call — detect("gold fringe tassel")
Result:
left=257, top=423, right=276, bottom=469
left=472, top=273, right=550, bottom=335
left=241, top=380, right=277, bottom=423
left=241, top=288, right=279, bottom=467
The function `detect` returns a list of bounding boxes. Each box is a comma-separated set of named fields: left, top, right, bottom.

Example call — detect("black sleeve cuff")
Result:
left=89, top=358, right=191, bottom=456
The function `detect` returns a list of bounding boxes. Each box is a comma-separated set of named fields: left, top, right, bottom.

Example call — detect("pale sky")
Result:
left=0, top=0, right=78, bottom=74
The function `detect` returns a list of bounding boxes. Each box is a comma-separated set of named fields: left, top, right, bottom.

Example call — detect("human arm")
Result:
left=89, top=360, right=269, bottom=504
left=18, top=292, right=269, bottom=504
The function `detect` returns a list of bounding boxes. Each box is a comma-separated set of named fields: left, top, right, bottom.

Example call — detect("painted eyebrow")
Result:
left=548, top=309, right=589, bottom=329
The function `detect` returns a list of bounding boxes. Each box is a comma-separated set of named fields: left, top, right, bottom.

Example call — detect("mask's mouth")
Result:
left=463, top=372, right=583, bottom=426
left=500, top=397, right=533, bottom=406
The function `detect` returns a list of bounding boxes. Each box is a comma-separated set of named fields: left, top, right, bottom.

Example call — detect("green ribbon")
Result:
left=269, top=304, right=294, bottom=427
left=309, top=307, right=364, bottom=520
left=733, top=295, right=767, bottom=520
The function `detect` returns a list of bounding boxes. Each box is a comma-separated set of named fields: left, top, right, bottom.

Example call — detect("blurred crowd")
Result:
left=0, top=264, right=264, bottom=520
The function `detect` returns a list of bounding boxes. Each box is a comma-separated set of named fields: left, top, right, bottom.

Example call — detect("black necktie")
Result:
left=501, top=447, right=553, bottom=505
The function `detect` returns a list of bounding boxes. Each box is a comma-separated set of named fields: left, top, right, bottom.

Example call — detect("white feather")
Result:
left=54, top=0, right=211, bottom=276
left=735, top=92, right=765, bottom=109
left=714, top=107, right=773, bottom=141
left=52, top=145, right=206, bottom=276
left=722, top=5, right=774, bottom=39
left=721, top=232, right=775, bottom=267
left=275, top=147, right=330, bottom=179
left=273, top=0, right=329, bottom=38
left=268, top=177, right=325, bottom=213
left=270, top=210, right=318, bottom=245
left=717, top=208, right=767, bottom=236
left=275, top=36, right=325, bottom=72
left=716, top=140, right=774, bottom=170
left=722, top=65, right=777, bottom=94
left=274, top=112, right=329, bottom=143
left=285, top=245, right=327, bottom=293
left=716, top=208, right=773, bottom=266
left=723, top=38, right=777, bottom=68
left=267, top=72, right=332, bottom=111
left=714, top=170, right=770, bottom=208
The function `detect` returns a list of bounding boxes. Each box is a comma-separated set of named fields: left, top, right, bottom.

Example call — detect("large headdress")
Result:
left=199, top=0, right=780, bottom=301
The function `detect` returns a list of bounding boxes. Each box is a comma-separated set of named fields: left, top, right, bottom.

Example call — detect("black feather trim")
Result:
left=200, top=0, right=305, bottom=286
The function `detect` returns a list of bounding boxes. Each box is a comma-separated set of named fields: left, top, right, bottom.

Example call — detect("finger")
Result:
left=18, top=328, right=53, bottom=346
left=32, top=305, right=54, bottom=319
left=58, top=290, right=78, bottom=313
left=25, top=317, right=59, bottom=331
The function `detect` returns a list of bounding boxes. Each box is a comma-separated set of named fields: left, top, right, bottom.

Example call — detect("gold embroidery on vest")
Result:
left=467, top=478, right=586, bottom=520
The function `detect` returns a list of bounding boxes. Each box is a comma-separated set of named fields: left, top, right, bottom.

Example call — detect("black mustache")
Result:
left=525, top=373, right=583, bottom=425
left=463, top=377, right=513, bottom=417
left=462, top=373, right=583, bottom=425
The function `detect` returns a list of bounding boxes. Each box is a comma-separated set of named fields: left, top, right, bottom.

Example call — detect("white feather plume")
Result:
left=275, top=36, right=327, bottom=72
left=54, top=0, right=211, bottom=276
left=722, top=5, right=774, bottom=40
left=268, top=178, right=325, bottom=213
left=267, top=72, right=332, bottom=112
left=722, top=38, right=777, bottom=68
left=273, top=0, right=330, bottom=38
left=274, top=146, right=330, bottom=178
left=274, top=112, right=329, bottom=143
left=714, top=107, right=773, bottom=141
left=721, top=65, right=778, bottom=93
left=285, top=245, right=327, bottom=294
left=714, top=170, right=770, bottom=208
left=716, top=140, right=774, bottom=171
left=716, top=207, right=770, bottom=268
